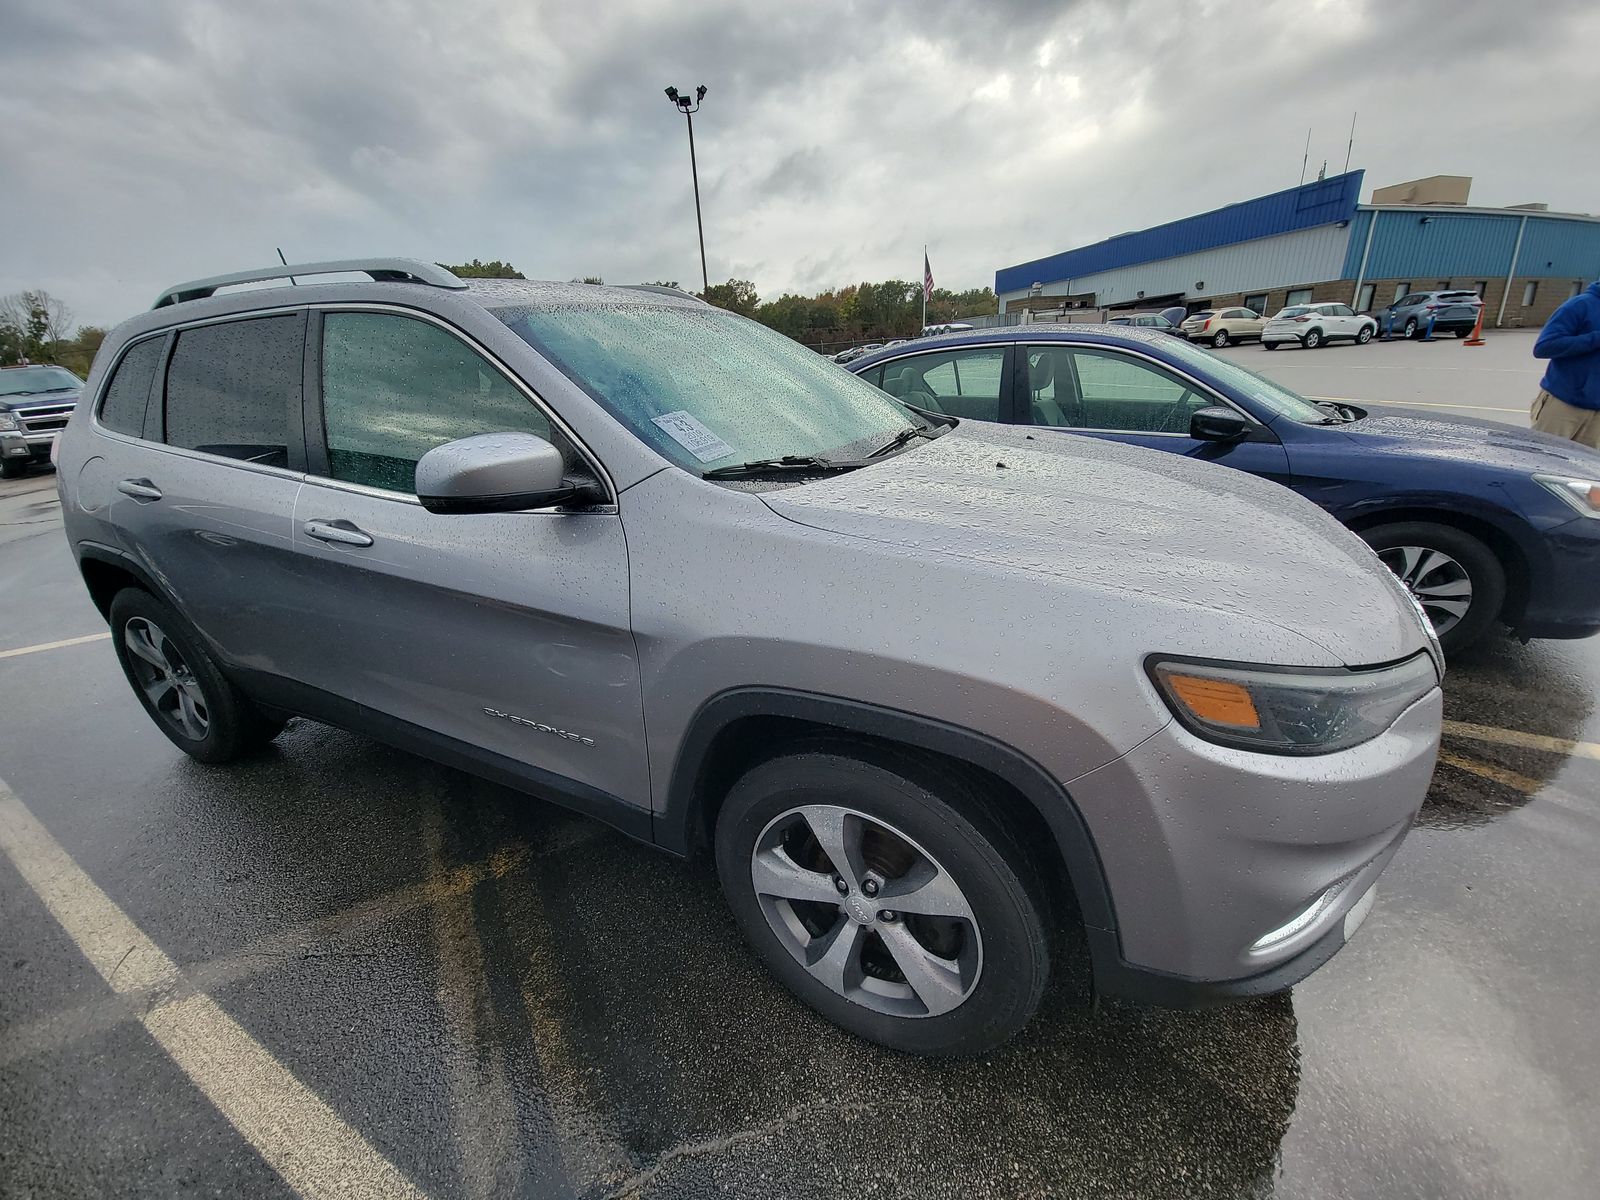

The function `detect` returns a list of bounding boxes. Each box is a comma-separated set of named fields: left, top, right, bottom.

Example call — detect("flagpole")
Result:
left=921, top=244, right=928, bottom=331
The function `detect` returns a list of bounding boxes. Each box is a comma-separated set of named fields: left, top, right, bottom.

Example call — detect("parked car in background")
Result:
left=1180, top=307, right=1266, bottom=348
left=832, top=343, right=881, bottom=364
left=1107, top=312, right=1181, bottom=334
left=1261, top=302, right=1377, bottom=350
left=1375, top=290, right=1485, bottom=340
left=0, top=363, right=83, bottom=478
left=851, top=324, right=1600, bottom=653
left=59, top=258, right=1442, bottom=1057
left=1158, top=306, right=1188, bottom=328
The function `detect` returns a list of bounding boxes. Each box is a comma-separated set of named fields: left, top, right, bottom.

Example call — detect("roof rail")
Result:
left=152, top=258, right=468, bottom=309
left=619, top=284, right=709, bottom=304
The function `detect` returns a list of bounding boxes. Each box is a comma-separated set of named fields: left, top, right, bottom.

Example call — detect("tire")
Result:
left=1404, top=317, right=1419, bottom=339
left=109, top=588, right=286, bottom=763
left=1356, top=325, right=1374, bottom=344
left=0, top=458, right=26, bottom=480
left=1262, top=341, right=1279, bottom=351
left=1211, top=329, right=1230, bottom=348
left=714, top=747, right=1050, bottom=1057
left=1453, top=329, right=1470, bottom=339
left=1304, top=328, right=1324, bottom=349
left=1358, top=522, right=1507, bottom=654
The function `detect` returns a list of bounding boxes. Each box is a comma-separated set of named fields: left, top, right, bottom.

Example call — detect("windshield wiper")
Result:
left=701, top=455, right=860, bottom=481
left=3, top=390, right=38, bottom=397
left=867, top=424, right=940, bottom=458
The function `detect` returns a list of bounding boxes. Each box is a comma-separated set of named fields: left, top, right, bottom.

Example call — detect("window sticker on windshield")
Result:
left=651, top=410, right=734, bottom=463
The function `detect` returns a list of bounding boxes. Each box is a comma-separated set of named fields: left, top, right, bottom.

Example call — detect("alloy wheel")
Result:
left=1378, top=545, right=1474, bottom=637
left=749, top=804, right=983, bottom=1018
left=123, top=616, right=210, bottom=739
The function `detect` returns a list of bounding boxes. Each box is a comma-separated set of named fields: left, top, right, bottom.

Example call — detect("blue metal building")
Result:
left=996, top=172, right=1600, bottom=328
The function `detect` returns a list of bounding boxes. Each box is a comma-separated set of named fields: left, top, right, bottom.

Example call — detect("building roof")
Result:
left=995, top=171, right=1364, bottom=295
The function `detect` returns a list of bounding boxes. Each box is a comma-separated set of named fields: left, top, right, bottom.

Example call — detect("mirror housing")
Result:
left=416, top=432, right=582, bottom=514
left=1189, top=406, right=1251, bottom=442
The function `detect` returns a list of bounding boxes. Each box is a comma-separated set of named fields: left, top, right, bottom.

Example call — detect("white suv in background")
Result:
left=1180, top=307, right=1266, bottom=348
left=1262, top=302, right=1377, bottom=350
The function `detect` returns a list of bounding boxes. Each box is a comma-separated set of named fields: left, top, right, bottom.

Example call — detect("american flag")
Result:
left=923, top=252, right=934, bottom=303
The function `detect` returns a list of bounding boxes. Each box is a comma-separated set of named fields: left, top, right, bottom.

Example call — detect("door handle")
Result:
left=302, top=519, right=374, bottom=548
left=117, top=478, right=163, bottom=501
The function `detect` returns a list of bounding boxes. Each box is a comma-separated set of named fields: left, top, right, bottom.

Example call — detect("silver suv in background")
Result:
left=1375, top=289, right=1485, bottom=339
left=1, top=363, right=83, bottom=478
left=57, top=259, right=1443, bottom=1056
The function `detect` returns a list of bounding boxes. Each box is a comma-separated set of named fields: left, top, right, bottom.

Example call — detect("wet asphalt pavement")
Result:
left=3, top=342, right=1598, bottom=1199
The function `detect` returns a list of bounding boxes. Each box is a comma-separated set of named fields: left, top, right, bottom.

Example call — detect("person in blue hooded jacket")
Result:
left=1532, top=280, right=1600, bottom=448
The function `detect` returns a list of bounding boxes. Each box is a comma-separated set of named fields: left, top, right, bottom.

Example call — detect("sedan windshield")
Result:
left=1156, top=336, right=1332, bottom=424
left=496, top=303, right=926, bottom=473
left=0, top=365, right=82, bottom=396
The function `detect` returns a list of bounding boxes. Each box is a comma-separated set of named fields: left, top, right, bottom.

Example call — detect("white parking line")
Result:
left=1443, top=720, right=1600, bottom=763
left=0, top=632, right=111, bottom=660
left=0, top=780, right=429, bottom=1200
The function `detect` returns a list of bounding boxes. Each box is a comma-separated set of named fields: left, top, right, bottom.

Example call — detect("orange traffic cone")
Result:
left=1464, top=303, right=1487, bottom=346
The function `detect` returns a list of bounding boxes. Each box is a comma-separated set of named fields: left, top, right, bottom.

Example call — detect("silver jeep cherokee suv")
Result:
left=57, top=260, right=1443, bottom=1056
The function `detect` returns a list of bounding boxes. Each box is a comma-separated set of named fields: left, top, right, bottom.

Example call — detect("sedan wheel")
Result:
left=1360, top=521, right=1507, bottom=653
left=1376, top=546, right=1474, bottom=639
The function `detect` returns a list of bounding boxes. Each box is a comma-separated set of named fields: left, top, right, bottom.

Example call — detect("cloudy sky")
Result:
left=4, top=0, right=1597, bottom=330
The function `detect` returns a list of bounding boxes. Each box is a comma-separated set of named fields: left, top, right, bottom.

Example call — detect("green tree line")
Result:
left=1, top=291, right=105, bottom=377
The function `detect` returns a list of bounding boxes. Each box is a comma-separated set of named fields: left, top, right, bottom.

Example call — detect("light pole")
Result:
left=664, top=84, right=710, bottom=297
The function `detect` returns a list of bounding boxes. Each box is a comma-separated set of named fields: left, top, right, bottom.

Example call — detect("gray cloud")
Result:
left=1, top=0, right=1595, bottom=329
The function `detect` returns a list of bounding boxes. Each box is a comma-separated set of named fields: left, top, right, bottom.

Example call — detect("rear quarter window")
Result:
left=98, top=337, right=165, bottom=437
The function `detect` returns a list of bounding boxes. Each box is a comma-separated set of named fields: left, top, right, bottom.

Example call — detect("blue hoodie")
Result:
left=1534, top=281, right=1600, bottom=411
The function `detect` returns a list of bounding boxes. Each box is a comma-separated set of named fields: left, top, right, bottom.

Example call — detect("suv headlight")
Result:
left=1534, top=474, right=1600, bottom=519
left=0, top=411, right=20, bottom=432
left=1148, top=653, right=1438, bottom=755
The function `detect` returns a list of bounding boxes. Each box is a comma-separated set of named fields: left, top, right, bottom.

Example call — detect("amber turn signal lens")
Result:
left=1164, top=674, right=1262, bottom=730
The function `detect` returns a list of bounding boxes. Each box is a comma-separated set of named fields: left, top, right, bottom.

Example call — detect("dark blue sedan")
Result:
left=848, top=325, right=1600, bottom=652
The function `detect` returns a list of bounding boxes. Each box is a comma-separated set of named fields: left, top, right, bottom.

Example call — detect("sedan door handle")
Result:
left=302, top=519, right=374, bottom=547
left=117, top=478, right=163, bottom=501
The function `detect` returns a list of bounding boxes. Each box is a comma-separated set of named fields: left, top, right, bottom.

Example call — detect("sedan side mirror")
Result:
left=416, top=431, right=582, bottom=514
left=1190, top=406, right=1251, bottom=442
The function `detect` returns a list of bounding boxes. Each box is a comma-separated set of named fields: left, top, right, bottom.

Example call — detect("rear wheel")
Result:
left=1359, top=522, right=1506, bottom=653
left=714, top=748, right=1050, bottom=1056
left=1211, top=329, right=1230, bottom=348
left=1262, top=341, right=1279, bottom=351
left=1304, top=328, right=1324, bottom=349
left=109, top=589, right=286, bottom=762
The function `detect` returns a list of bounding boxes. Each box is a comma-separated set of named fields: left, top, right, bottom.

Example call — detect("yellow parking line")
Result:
left=1443, top=720, right=1600, bottom=763
left=0, top=632, right=111, bottom=660
left=1436, top=749, right=1547, bottom=795
left=0, top=779, right=429, bottom=1200
left=1312, top=395, right=1526, bottom=415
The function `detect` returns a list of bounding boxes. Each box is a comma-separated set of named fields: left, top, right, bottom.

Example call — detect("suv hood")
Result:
left=0, top=389, right=81, bottom=411
left=762, top=424, right=1424, bottom=667
left=1341, top=408, right=1600, bottom=473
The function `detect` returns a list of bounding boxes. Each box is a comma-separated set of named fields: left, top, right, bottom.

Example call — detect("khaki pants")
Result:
left=1531, top=390, right=1600, bottom=449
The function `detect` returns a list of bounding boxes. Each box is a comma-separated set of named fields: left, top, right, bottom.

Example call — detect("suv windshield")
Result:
left=1156, top=336, right=1331, bottom=424
left=0, top=366, right=82, bottom=397
left=496, top=303, right=927, bottom=473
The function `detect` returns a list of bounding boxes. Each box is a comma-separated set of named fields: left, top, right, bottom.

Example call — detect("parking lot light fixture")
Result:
left=663, top=84, right=710, bottom=297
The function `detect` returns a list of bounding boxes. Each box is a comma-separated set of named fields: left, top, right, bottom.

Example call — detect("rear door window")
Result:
left=163, top=316, right=302, bottom=466
left=98, top=337, right=164, bottom=437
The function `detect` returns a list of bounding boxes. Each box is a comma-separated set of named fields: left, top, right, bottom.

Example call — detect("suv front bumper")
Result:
left=1066, top=686, right=1441, bottom=1002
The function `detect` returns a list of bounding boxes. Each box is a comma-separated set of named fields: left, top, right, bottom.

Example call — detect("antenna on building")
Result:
left=1299, top=127, right=1312, bottom=187
left=1343, top=112, right=1357, bottom=176
left=1317, top=160, right=1327, bottom=181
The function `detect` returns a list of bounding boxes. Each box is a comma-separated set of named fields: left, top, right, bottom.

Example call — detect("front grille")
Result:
left=14, top=402, right=74, bottom=434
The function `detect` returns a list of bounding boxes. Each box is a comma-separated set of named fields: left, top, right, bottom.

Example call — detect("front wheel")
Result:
left=714, top=749, right=1050, bottom=1057
left=1304, top=328, right=1324, bottom=349
left=109, top=589, right=286, bottom=762
left=1211, top=329, right=1230, bottom=348
left=1359, top=522, right=1507, bottom=653
left=1356, top=325, right=1374, bottom=344
left=1404, top=317, right=1419, bottom=339
left=0, top=458, right=27, bottom=480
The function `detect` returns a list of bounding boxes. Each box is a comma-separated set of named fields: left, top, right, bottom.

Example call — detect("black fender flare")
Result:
left=657, top=687, right=1122, bottom=955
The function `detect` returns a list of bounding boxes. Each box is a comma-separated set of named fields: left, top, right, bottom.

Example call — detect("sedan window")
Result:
left=1027, top=347, right=1210, bottom=435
